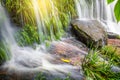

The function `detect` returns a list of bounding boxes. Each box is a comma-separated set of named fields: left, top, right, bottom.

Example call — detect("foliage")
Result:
left=15, top=24, right=64, bottom=46
left=54, top=0, right=76, bottom=29
left=107, top=0, right=120, bottom=22
left=16, top=24, right=40, bottom=46
left=4, top=0, right=36, bottom=26
left=0, top=41, right=9, bottom=65
left=114, top=0, right=120, bottom=22
left=101, top=46, right=120, bottom=66
left=34, top=73, right=46, bottom=80
left=3, top=0, right=75, bottom=43
left=107, top=0, right=114, bottom=4
left=82, top=48, right=120, bottom=80
left=34, top=72, right=71, bottom=80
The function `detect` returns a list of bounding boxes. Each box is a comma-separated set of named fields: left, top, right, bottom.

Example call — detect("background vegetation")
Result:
left=1, top=0, right=76, bottom=46
left=107, top=0, right=120, bottom=22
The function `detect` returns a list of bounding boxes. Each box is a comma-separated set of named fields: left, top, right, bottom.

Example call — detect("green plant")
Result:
left=4, top=0, right=36, bottom=26
left=3, top=0, right=70, bottom=43
left=0, top=48, right=7, bottom=64
left=82, top=49, right=120, bottom=80
left=0, top=41, right=9, bottom=65
left=34, top=73, right=47, bottom=80
left=54, top=0, right=77, bottom=29
left=34, top=72, right=72, bottom=80
left=107, top=0, right=120, bottom=22
left=101, top=46, right=120, bottom=66
left=16, top=24, right=40, bottom=46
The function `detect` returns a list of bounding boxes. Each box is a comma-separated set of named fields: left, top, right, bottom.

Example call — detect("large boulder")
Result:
left=71, top=20, right=107, bottom=47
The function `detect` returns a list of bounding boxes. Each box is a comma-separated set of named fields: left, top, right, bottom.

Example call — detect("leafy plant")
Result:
left=107, top=0, right=120, bottom=22
left=4, top=0, right=36, bottom=26
left=101, top=46, right=120, bottom=66
left=82, top=49, right=120, bottom=80
left=0, top=41, right=9, bottom=65
left=3, top=0, right=71, bottom=43
left=16, top=24, right=40, bottom=46
left=107, top=0, right=114, bottom=4
left=54, top=0, right=77, bottom=29
left=34, top=73, right=47, bottom=80
left=114, top=0, right=120, bottom=22
left=34, top=72, right=72, bottom=80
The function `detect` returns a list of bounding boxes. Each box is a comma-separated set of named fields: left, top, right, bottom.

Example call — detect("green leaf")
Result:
left=107, top=0, right=114, bottom=4
left=114, top=0, right=120, bottom=22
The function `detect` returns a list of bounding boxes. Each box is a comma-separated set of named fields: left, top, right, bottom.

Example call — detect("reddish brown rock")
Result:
left=108, top=39, right=120, bottom=47
left=107, top=39, right=120, bottom=55
left=0, top=69, right=35, bottom=80
left=49, top=41, right=88, bottom=66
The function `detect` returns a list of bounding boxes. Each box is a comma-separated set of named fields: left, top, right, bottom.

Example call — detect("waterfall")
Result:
left=75, top=0, right=120, bottom=35
left=32, top=0, right=45, bottom=43
left=0, top=5, right=17, bottom=47
left=32, top=0, right=63, bottom=43
left=0, top=3, right=82, bottom=78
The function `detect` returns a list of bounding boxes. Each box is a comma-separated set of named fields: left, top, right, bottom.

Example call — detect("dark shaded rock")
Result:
left=0, top=69, right=35, bottom=80
left=0, top=67, right=84, bottom=80
left=107, top=32, right=120, bottom=39
left=71, top=20, right=107, bottom=47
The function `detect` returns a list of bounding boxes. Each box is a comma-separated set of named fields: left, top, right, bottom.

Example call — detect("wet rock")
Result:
left=111, top=66, right=120, bottom=73
left=62, top=38, right=88, bottom=52
left=71, top=20, right=107, bottom=47
left=0, top=69, right=84, bottom=80
left=107, top=32, right=120, bottom=39
left=0, top=69, right=35, bottom=80
left=49, top=41, right=87, bottom=66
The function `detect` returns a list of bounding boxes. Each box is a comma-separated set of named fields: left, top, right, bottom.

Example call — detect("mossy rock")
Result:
left=71, top=20, right=107, bottom=48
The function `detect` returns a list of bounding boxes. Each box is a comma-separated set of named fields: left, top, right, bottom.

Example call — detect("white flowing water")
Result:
left=75, top=0, right=120, bottom=35
left=32, top=0, right=45, bottom=43
left=32, top=0, right=63, bottom=42
left=0, top=4, right=82, bottom=79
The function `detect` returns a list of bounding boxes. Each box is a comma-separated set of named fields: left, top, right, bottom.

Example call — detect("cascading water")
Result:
left=0, top=2, right=83, bottom=79
left=75, top=0, right=120, bottom=35
left=32, top=0, right=63, bottom=43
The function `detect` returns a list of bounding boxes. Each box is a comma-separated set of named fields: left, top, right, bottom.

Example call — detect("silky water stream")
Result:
left=0, top=2, right=83, bottom=80
left=75, top=0, right=120, bottom=35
